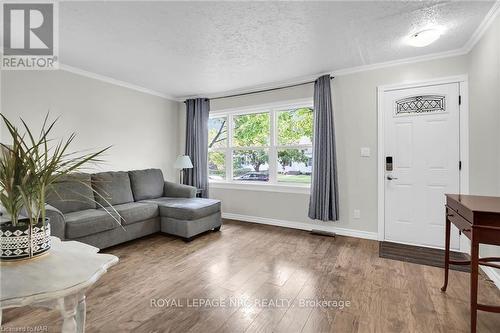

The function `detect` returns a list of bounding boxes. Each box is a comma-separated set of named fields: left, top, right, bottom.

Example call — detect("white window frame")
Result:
left=208, top=98, right=313, bottom=194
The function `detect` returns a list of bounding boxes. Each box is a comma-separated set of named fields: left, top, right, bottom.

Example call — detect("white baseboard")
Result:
left=221, top=213, right=378, bottom=241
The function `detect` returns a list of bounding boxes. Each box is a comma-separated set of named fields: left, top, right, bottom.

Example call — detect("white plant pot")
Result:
left=0, top=219, right=51, bottom=261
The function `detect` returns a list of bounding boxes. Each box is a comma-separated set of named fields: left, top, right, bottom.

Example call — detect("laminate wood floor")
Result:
left=3, top=220, right=500, bottom=332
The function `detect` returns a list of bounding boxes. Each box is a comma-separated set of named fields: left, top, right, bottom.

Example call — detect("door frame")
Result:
left=377, top=75, right=469, bottom=251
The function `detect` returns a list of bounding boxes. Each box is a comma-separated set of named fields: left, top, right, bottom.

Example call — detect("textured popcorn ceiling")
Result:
left=59, top=1, right=494, bottom=98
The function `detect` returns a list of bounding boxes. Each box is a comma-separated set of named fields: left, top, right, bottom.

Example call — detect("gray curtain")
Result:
left=308, top=75, right=339, bottom=221
left=184, top=98, right=210, bottom=198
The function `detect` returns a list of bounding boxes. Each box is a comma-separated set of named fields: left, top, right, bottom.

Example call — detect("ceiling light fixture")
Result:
left=406, top=29, right=442, bottom=47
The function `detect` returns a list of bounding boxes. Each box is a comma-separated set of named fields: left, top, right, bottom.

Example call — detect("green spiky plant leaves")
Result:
left=0, top=113, right=120, bottom=229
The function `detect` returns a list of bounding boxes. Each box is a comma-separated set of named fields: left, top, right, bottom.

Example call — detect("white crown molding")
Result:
left=463, top=1, right=500, bottom=53
left=57, top=1, right=499, bottom=102
left=179, top=48, right=467, bottom=101
left=332, top=48, right=468, bottom=77
left=51, top=49, right=466, bottom=103
left=222, top=213, right=378, bottom=241
left=59, top=64, right=180, bottom=102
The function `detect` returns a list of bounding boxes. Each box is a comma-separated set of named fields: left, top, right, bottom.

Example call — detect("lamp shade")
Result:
left=174, top=155, right=193, bottom=169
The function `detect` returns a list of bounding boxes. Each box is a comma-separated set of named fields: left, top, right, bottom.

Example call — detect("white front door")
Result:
left=384, top=83, right=461, bottom=249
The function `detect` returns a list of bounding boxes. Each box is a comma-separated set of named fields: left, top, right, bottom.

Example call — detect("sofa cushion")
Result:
left=64, top=209, right=119, bottom=239
left=100, top=202, right=159, bottom=226
left=128, top=169, right=164, bottom=201
left=46, top=173, right=96, bottom=214
left=92, top=171, right=134, bottom=207
left=143, top=197, right=220, bottom=220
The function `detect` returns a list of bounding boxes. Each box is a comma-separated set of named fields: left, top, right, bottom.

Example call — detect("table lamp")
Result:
left=174, top=155, right=193, bottom=184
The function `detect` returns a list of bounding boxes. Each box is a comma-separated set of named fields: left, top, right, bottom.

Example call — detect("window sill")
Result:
left=209, top=181, right=311, bottom=194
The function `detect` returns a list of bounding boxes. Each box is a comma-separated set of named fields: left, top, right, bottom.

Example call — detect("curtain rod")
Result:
left=184, top=76, right=334, bottom=102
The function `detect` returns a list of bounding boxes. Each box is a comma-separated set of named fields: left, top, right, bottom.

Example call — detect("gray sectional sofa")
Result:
left=45, top=168, right=221, bottom=249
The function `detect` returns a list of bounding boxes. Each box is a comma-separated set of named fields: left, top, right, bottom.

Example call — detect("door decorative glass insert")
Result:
left=395, top=95, right=446, bottom=115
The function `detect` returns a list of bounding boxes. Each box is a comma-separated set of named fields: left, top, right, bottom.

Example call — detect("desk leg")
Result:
left=441, top=216, right=451, bottom=292
left=470, top=236, right=479, bottom=333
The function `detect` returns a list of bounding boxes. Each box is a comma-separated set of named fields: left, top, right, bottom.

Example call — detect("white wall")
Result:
left=1, top=70, right=182, bottom=180
left=208, top=55, right=469, bottom=235
left=468, top=14, right=500, bottom=197
left=467, top=12, right=500, bottom=281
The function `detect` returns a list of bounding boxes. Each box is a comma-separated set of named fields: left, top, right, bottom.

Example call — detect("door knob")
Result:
left=387, top=175, right=398, bottom=180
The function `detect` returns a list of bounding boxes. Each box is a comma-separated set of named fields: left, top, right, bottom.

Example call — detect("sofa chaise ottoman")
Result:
left=45, top=168, right=221, bottom=249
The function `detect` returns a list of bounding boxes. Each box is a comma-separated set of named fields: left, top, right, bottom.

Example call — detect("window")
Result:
left=208, top=117, right=227, bottom=180
left=208, top=101, right=313, bottom=186
left=276, top=107, right=313, bottom=184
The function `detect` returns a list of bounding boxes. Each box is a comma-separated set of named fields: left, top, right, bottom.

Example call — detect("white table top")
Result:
left=0, top=237, right=118, bottom=309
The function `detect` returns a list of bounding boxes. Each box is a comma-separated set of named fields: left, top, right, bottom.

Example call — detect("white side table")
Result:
left=0, top=237, right=118, bottom=333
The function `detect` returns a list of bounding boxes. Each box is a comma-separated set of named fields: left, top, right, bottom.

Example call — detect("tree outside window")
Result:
left=208, top=117, right=227, bottom=180
left=276, top=108, right=313, bottom=184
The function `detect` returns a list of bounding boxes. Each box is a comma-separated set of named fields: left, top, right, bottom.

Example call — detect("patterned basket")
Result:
left=0, top=219, right=51, bottom=261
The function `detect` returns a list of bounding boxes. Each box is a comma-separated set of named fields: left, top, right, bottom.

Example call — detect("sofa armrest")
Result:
left=164, top=181, right=197, bottom=198
left=45, top=204, right=66, bottom=240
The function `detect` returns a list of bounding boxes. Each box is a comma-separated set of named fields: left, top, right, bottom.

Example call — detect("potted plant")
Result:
left=0, top=114, right=113, bottom=261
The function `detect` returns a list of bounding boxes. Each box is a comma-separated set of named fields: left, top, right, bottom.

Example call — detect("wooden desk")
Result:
left=443, top=194, right=500, bottom=333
